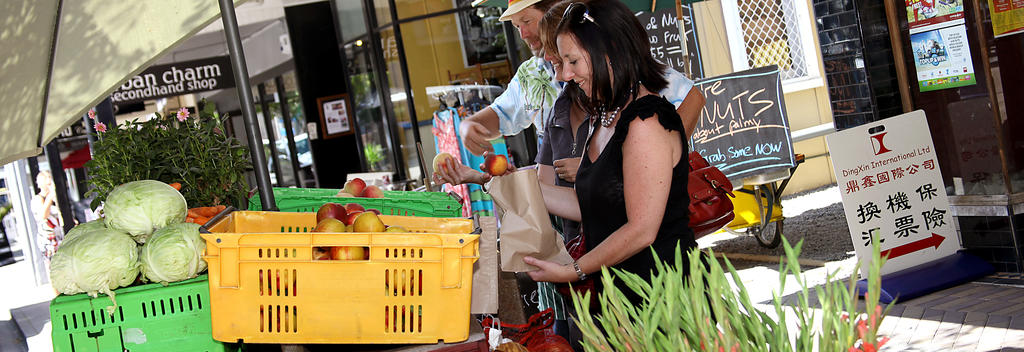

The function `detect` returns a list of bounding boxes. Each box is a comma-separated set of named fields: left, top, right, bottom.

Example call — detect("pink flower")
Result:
left=177, top=107, right=190, bottom=122
left=95, top=122, right=107, bottom=132
left=88, top=110, right=96, bottom=120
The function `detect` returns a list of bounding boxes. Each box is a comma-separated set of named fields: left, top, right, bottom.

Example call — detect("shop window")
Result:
left=721, top=0, right=822, bottom=91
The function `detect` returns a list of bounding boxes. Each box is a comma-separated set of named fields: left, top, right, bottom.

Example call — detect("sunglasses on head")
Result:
left=560, top=2, right=596, bottom=27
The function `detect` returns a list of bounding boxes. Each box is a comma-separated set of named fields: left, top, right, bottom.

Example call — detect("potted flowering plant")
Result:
left=85, top=103, right=251, bottom=209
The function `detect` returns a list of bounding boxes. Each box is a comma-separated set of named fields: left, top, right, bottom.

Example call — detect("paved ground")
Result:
left=0, top=251, right=54, bottom=352
left=701, top=186, right=1024, bottom=351
left=701, top=185, right=854, bottom=263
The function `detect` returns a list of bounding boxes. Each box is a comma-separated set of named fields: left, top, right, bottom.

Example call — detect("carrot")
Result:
left=188, top=208, right=203, bottom=219
left=198, top=206, right=219, bottom=218
left=194, top=216, right=210, bottom=225
left=169, top=182, right=182, bottom=191
left=216, top=204, right=226, bottom=212
left=185, top=217, right=196, bottom=223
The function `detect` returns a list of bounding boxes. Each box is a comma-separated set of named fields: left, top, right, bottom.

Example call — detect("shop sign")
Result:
left=827, top=110, right=959, bottom=278
left=905, top=0, right=976, bottom=92
left=110, top=56, right=235, bottom=104
left=988, top=0, right=1024, bottom=38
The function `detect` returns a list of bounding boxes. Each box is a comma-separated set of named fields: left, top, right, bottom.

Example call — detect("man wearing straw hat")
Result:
left=459, top=0, right=703, bottom=157
left=459, top=0, right=563, bottom=158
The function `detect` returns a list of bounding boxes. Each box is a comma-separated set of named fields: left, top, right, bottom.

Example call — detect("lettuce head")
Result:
left=50, top=228, right=140, bottom=298
left=103, top=180, right=187, bottom=243
left=63, top=219, right=107, bottom=242
left=139, top=223, right=207, bottom=285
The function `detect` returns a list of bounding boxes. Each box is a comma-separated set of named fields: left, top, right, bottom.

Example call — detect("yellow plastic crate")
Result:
left=201, top=211, right=479, bottom=344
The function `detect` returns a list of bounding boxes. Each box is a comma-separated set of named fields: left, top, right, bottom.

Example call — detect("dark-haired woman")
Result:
left=524, top=0, right=699, bottom=305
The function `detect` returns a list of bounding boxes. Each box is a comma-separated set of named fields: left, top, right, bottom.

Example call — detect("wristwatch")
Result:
left=572, top=261, right=587, bottom=281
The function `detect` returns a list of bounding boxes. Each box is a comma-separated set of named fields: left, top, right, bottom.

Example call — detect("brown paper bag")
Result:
left=488, top=168, right=574, bottom=272
left=471, top=216, right=498, bottom=314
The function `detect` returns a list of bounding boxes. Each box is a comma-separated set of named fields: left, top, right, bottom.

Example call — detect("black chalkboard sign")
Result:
left=690, top=66, right=794, bottom=185
left=635, top=6, right=704, bottom=79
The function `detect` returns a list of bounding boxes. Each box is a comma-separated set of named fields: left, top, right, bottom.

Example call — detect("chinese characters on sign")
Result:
left=827, top=111, right=959, bottom=278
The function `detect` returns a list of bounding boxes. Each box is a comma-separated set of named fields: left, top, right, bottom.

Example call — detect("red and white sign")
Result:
left=827, top=110, right=959, bottom=278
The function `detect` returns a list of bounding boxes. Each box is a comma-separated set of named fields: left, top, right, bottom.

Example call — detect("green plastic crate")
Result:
left=50, top=275, right=235, bottom=352
left=248, top=188, right=463, bottom=217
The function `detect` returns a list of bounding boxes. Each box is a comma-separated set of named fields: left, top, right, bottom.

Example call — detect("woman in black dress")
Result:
left=524, top=0, right=699, bottom=304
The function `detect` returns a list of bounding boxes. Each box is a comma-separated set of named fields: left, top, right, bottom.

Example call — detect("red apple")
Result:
left=330, top=246, right=367, bottom=260
left=344, top=202, right=365, bottom=213
left=316, top=202, right=347, bottom=223
left=362, top=185, right=384, bottom=198
left=343, top=178, right=366, bottom=197
left=313, top=218, right=346, bottom=233
left=482, top=154, right=508, bottom=176
left=343, top=210, right=364, bottom=226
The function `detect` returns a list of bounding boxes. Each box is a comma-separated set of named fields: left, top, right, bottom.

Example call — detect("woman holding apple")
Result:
left=522, top=0, right=699, bottom=306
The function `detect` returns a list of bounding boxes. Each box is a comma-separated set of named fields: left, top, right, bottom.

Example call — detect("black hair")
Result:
left=556, top=0, right=668, bottom=117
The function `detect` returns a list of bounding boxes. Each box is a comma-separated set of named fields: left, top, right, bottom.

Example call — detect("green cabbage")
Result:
left=63, top=219, right=107, bottom=242
left=50, top=228, right=140, bottom=299
left=139, top=223, right=207, bottom=285
left=103, top=180, right=187, bottom=243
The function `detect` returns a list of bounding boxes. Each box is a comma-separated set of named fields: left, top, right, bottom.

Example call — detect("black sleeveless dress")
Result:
left=575, top=95, right=697, bottom=302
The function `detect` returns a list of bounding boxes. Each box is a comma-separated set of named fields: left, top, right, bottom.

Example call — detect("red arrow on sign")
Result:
left=880, top=233, right=945, bottom=259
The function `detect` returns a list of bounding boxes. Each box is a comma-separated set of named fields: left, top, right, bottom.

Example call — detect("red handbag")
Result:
left=687, top=151, right=736, bottom=238
left=555, top=231, right=596, bottom=303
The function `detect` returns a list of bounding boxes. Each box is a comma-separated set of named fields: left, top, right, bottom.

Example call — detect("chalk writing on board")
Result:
left=690, top=66, right=795, bottom=183
left=635, top=6, right=703, bottom=78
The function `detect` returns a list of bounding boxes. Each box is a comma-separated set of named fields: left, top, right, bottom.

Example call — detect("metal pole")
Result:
left=219, top=0, right=276, bottom=210
left=676, top=0, right=692, bottom=78
left=43, top=141, right=75, bottom=234
left=503, top=21, right=521, bottom=73
left=361, top=0, right=408, bottom=181
left=257, top=83, right=285, bottom=186
left=275, top=76, right=304, bottom=188
left=325, top=0, right=369, bottom=174
left=82, top=114, right=96, bottom=154
left=387, top=0, right=427, bottom=186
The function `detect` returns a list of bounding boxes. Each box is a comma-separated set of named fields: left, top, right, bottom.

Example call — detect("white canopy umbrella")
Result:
left=0, top=0, right=247, bottom=166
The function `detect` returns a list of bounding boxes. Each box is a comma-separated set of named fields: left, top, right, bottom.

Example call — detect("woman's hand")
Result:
left=433, top=157, right=490, bottom=186
left=523, top=256, right=577, bottom=283
left=552, top=157, right=580, bottom=183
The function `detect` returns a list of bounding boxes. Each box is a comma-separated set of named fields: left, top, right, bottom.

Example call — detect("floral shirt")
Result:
left=492, top=57, right=695, bottom=138
left=492, top=57, right=561, bottom=137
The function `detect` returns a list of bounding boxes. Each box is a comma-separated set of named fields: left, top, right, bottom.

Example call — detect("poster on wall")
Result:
left=906, top=0, right=964, bottom=30
left=910, top=24, right=977, bottom=92
left=988, top=0, right=1024, bottom=38
left=905, top=0, right=975, bottom=92
left=317, top=94, right=354, bottom=138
